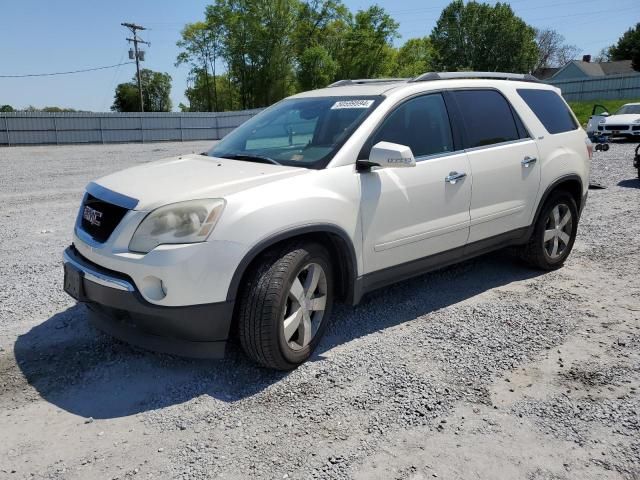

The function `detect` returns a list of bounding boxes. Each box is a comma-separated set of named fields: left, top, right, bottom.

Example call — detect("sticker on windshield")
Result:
left=330, top=100, right=375, bottom=110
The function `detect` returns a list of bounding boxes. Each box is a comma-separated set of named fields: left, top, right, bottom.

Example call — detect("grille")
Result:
left=80, top=194, right=129, bottom=243
left=603, top=125, right=630, bottom=131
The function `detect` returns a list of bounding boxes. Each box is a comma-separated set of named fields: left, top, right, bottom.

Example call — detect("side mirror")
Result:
left=356, top=141, right=416, bottom=171
left=601, top=112, right=610, bottom=117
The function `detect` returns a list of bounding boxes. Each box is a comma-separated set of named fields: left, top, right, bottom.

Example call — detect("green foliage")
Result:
left=297, top=46, right=339, bottom=90
left=608, top=23, right=640, bottom=71
left=431, top=0, right=538, bottom=73
left=1, top=105, right=15, bottom=112
left=392, top=37, right=436, bottom=77
left=568, top=98, right=640, bottom=126
left=338, top=6, right=400, bottom=79
left=176, top=21, right=222, bottom=111
left=178, top=1, right=401, bottom=110
left=183, top=70, right=239, bottom=112
left=111, top=69, right=172, bottom=112
left=22, top=105, right=77, bottom=112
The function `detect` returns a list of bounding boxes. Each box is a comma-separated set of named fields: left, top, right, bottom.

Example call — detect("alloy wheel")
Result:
left=282, top=263, right=328, bottom=351
left=543, top=203, right=573, bottom=260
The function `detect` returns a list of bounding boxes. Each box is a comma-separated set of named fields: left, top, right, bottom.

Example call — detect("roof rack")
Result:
left=409, top=72, right=540, bottom=83
left=327, top=78, right=408, bottom=87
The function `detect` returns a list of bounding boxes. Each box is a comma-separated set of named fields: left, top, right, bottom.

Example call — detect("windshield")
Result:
left=615, top=104, right=640, bottom=115
left=208, top=96, right=382, bottom=169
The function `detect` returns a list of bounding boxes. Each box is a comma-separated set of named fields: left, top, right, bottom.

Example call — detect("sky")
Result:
left=0, top=0, right=638, bottom=112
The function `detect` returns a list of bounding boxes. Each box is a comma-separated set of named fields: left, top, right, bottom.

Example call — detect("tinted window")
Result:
left=371, top=94, right=454, bottom=158
left=452, top=90, right=520, bottom=148
left=517, top=89, right=579, bottom=134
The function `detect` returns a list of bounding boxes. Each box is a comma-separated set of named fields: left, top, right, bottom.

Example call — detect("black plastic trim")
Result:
left=64, top=246, right=234, bottom=358
left=226, top=224, right=359, bottom=304
left=529, top=174, right=584, bottom=231
left=354, top=227, right=529, bottom=303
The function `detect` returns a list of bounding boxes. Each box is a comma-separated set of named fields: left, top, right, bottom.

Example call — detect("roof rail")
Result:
left=327, top=78, right=408, bottom=87
left=409, top=72, right=540, bottom=83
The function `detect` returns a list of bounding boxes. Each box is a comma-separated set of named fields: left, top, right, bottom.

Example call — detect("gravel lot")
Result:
left=0, top=140, right=639, bottom=480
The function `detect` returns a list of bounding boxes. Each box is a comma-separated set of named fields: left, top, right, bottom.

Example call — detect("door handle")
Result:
left=522, top=156, right=537, bottom=167
left=445, top=171, right=466, bottom=184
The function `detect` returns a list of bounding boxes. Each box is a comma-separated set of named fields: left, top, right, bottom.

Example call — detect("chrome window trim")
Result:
left=464, top=137, right=536, bottom=154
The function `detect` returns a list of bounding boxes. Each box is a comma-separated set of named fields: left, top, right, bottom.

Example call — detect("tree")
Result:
left=22, top=106, right=76, bottom=112
left=183, top=69, right=238, bottom=111
left=296, top=45, right=338, bottom=90
left=293, top=0, right=350, bottom=89
left=111, top=69, right=172, bottom=112
left=534, top=29, right=579, bottom=70
left=430, top=0, right=538, bottom=73
left=393, top=37, right=435, bottom=77
left=0, top=105, right=14, bottom=112
left=608, top=23, right=640, bottom=71
left=338, top=5, right=399, bottom=79
left=206, top=0, right=298, bottom=110
left=176, top=21, right=222, bottom=111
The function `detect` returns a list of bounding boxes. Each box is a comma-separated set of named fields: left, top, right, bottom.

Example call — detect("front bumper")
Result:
left=63, top=246, right=234, bottom=358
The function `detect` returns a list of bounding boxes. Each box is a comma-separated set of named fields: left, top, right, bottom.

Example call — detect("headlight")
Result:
left=633, top=119, right=640, bottom=124
left=129, top=199, right=225, bottom=253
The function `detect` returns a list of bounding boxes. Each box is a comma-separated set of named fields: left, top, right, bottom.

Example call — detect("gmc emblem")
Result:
left=83, top=206, right=103, bottom=227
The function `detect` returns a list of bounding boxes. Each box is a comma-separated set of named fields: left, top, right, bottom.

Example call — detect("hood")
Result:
left=603, top=114, right=640, bottom=124
left=92, top=154, right=309, bottom=210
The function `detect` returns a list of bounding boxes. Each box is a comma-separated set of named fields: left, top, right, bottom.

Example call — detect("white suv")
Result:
left=63, top=72, right=591, bottom=370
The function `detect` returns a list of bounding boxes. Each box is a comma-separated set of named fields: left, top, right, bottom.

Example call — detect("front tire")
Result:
left=517, top=191, right=579, bottom=270
left=237, top=242, right=333, bottom=370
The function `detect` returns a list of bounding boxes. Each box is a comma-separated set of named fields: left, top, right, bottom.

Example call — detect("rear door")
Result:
left=450, top=89, right=541, bottom=243
left=359, top=93, right=472, bottom=274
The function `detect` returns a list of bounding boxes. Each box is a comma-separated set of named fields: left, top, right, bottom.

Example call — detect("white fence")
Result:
left=0, top=109, right=263, bottom=146
left=548, top=73, right=640, bottom=101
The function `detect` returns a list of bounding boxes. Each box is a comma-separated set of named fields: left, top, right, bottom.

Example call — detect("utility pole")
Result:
left=121, top=22, right=150, bottom=112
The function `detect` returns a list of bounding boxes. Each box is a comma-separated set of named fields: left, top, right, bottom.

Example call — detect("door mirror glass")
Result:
left=367, top=141, right=416, bottom=169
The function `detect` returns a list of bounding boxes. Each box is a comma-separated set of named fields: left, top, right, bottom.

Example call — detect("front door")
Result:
left=359, top=93, right=472, bottom=274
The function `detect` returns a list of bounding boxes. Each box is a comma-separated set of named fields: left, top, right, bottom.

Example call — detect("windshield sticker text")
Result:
left=330, top=100, right=374, bottom=110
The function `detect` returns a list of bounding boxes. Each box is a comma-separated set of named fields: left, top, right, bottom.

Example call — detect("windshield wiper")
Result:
left=219, top=153, right=281, bottom=166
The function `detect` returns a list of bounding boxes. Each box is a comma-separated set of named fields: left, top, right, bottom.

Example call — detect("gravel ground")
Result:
left=0, top=140, right=639, bottom=480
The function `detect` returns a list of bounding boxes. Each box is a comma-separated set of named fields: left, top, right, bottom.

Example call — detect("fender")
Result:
left=523, top=174, right=584, bottom=242
left=225, top=224, right=359, bottom=304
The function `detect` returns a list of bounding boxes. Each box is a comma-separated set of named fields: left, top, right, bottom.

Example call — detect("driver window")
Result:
left=371, top=93, right=454, bottom=158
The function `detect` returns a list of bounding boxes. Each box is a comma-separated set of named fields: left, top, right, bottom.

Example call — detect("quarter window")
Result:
left=452, top=90, right=521, bottom=148
left=370, top=93, right=454, bottom=158
left=517, top=89, right=579, bottom=134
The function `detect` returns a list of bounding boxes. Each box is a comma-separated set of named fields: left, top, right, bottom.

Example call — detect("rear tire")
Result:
left=517, top=191, right=579, bottom=270
left=237, top=242, right=334, bottom=370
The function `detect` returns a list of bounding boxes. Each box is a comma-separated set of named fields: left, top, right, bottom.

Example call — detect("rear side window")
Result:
left=370, top=93, right=454, bottom=158
left=451, top=90, right=521, bottom=148
left=517, top=89, right=578, bottom=134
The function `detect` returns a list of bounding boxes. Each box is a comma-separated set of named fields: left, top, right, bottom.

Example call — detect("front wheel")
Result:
left=237, top=242, right=333, bottom=370
left=517, top=191, right=579, bottom=270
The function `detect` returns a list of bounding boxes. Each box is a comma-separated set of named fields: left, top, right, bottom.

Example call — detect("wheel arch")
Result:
left=532, top=174, right=584, bottom=229
left=226, top=224, right=359, bottom=305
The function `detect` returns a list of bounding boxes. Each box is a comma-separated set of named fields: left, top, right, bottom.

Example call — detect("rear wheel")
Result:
left=517, top=191, right=579, bottom=270
left=237, top=242, right=333, bottom=370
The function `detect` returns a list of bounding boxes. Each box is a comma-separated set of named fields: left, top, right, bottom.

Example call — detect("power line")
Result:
left=0, top=62, right=134, bottom=78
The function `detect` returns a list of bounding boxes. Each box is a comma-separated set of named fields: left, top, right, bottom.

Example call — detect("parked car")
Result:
left=63, top=72, right=591, bottom=370
left=596, top=102, right=640, bottom=139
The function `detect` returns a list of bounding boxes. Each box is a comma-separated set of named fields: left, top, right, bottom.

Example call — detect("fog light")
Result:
left=140, top=276, right=167, bottom=301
